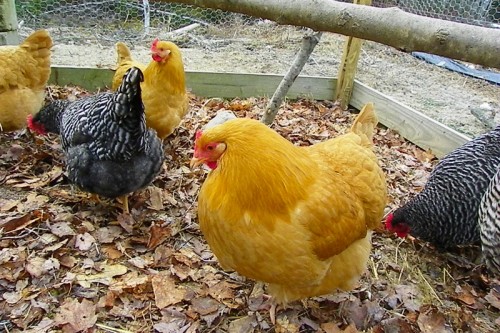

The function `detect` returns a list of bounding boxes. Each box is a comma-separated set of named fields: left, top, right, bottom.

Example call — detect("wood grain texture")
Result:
left=49, top=66, right=470, bottom=157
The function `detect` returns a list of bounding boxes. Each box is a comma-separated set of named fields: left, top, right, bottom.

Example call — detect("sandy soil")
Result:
left=44, top=25, right=500, bottom=138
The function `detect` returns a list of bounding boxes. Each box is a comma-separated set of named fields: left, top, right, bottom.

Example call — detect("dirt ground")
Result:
left=44, top=24, right=500, bottom=137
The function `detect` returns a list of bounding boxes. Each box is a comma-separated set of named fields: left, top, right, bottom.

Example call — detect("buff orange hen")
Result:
left=191, top=103, right=387, bottom=305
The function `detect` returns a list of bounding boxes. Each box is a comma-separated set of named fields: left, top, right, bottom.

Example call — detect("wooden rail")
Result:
left=48, top=66, right=470, bottom=157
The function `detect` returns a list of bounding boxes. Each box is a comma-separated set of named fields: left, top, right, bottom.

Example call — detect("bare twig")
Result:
left=96, top=323, right=133, bottom=333
left=261, top=31, right=322, bottom=125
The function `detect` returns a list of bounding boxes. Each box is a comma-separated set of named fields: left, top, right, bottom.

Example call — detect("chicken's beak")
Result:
left=190, top=157, right=205, bottom=169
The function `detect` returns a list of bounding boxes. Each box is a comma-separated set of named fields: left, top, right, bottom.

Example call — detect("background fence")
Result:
left=14, top=0, right=500, bottom=45
left=10, top=0, right=500, bottom=139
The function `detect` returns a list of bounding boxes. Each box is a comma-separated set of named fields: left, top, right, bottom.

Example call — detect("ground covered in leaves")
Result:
left=0, top=86, right=499, bottom=333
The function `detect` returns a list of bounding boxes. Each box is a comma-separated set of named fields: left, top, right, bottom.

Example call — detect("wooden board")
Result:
left=49, top=67, right=115, bottom=91
left=49, top=66, right=336, bottom=100
left=350, top=80, right=470, bottom=157
left=48, top=66, right=470, bottom=157
left=186, top=71, right=335, bottom=100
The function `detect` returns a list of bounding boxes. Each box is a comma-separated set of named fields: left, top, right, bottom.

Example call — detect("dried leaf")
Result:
left=228, top=315, right=257, bottom=333
left=152, top=273, right=186, bottom=309
left=117, top=213, right=135, bottom=233
left=26, top=257, right=46, bottom=278
left=54, top=298, right=97, bottom=332
left=94, top=226, right=122, bottom=243
left=148, top=186, right=164, bottom=210
left=191, top=297, right=219, bottom=316
left=74, top=232, right=95, bottom=251
left=75, top=264, right=128, bottom=288
left=417, top=305, right=452, bottom=333
left=484, top=289, right=500, bottom=310
left=148, top=221, right=172, bottom=249
left=0, top=213, right=37, bottom=233
left=49, top=222, right=76, bottom=237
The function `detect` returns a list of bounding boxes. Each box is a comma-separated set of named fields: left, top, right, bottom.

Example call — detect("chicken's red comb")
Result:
left=195, top=130, right=203, bottom=140
left=26, top=114, right=36, bottom=131
left=151, top=38, right=159, bottom=48
left=26, top=114, right=46, bottom=135
left=384, top=213, right=394, bottom=230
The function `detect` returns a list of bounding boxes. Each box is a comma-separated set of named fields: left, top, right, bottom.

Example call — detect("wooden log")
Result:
left=161, top=0, right=500, bottom=69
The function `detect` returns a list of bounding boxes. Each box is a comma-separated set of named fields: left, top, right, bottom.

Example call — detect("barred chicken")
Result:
left=0, top=30, right=52, bottom=132
left=27, top=67, right=164, bottom=212
left=478, top=167, right=500, bottom=275
left=386, top=125, right=500, bottom=249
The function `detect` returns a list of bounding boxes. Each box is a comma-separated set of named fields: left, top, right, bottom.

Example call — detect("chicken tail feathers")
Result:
left=21, top=30, right=53, bottom=52
left=350, top=103, right=378, bottom=146
left=117, top=67, right=144, bottom=103
left=115, top=42, right=133, bottom=65
left=113, top=67, right=145, bottom=126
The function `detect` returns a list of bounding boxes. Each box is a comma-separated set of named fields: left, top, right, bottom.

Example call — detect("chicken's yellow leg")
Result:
left=121, top=195, right=129, bottom=214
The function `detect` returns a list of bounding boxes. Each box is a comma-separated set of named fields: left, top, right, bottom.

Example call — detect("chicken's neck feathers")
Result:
left=143, top=59, right=185, bottom=94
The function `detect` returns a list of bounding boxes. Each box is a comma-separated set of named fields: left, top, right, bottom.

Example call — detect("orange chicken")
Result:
left=0, top=30, right=52, bottom=132
left=112, top=39, right=188, bottom=139
left=190, top=103, right=387, bottom=305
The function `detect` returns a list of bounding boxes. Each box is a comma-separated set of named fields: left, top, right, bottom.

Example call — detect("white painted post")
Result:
left=143, top=0, right=150, bottom=35
left=0, top=0, right=19, bottom=45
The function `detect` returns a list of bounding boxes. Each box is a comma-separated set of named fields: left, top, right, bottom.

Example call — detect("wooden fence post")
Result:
left=0, top=0, right=19, bottom=45
left=334, top=0, right=371, bottom=109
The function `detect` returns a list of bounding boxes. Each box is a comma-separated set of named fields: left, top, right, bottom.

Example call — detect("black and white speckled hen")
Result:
left=27, top=67, right=164, bottom=212
left=478, top=167, right=500, bottom=275
left=385, top=125, right=500, bottom=250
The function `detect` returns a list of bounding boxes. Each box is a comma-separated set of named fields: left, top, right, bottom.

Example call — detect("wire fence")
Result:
left=11, top=0, right=500, bottom=137
left=14, top=0, right=500, bottom=45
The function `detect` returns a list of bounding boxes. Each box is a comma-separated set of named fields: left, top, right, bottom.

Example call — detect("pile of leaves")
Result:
left=0, top=86, right=499, bottom=333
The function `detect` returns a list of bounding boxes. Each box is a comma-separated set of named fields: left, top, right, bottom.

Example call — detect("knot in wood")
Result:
left=338, top=9, right=352, bottom=27
left=435, top=29, right=450, bottom=45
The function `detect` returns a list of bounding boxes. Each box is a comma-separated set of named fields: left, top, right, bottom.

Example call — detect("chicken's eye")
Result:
left=207, top=145, right=214, bottom=151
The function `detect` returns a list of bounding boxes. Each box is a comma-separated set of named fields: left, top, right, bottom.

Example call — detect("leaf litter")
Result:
left=0, top=85, right=499, bottom=332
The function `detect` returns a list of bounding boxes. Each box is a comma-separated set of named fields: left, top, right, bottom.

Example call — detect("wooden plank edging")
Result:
left=350, top=80, right=470, bottom=157
left=48, top=66, right=470, bottom=157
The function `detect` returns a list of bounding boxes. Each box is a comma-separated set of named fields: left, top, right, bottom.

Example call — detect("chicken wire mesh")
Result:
left=14, top=0, right=255, bottom=44
left=14, top=0, right=500, bottom=45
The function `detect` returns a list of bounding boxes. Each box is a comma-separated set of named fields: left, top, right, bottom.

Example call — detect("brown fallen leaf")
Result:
left=228, top=315, right=257, bottom=333
left=380, top=318, right=414, bottom=333
left=320, top=322, right=343, bottom=333
left=452, top=285, right=477, bottom=308
left=417, top=305, right=452, bottom=333
left=54, top=298, right=97, bottom=332
left=191, top=297, right=220, bottom=316
left=484, top=289, right=500, bottom=310
left=74, top=232, right=95, bottom=251
left=117, top=213, right=135, bottom=233
left=0, top=212, right=38, bottom=233
left=152, top=272, right=186, bottom=309
left=76, top=264, right=128, bottom=288
left=148, top=186, right=164, bottom=210
left=148, top=221, right=172, bottom=249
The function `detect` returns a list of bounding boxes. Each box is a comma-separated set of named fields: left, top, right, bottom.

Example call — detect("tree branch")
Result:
left=160, top=0, right=500, bottom=69
left=261, top=31, right=322, bottom=125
